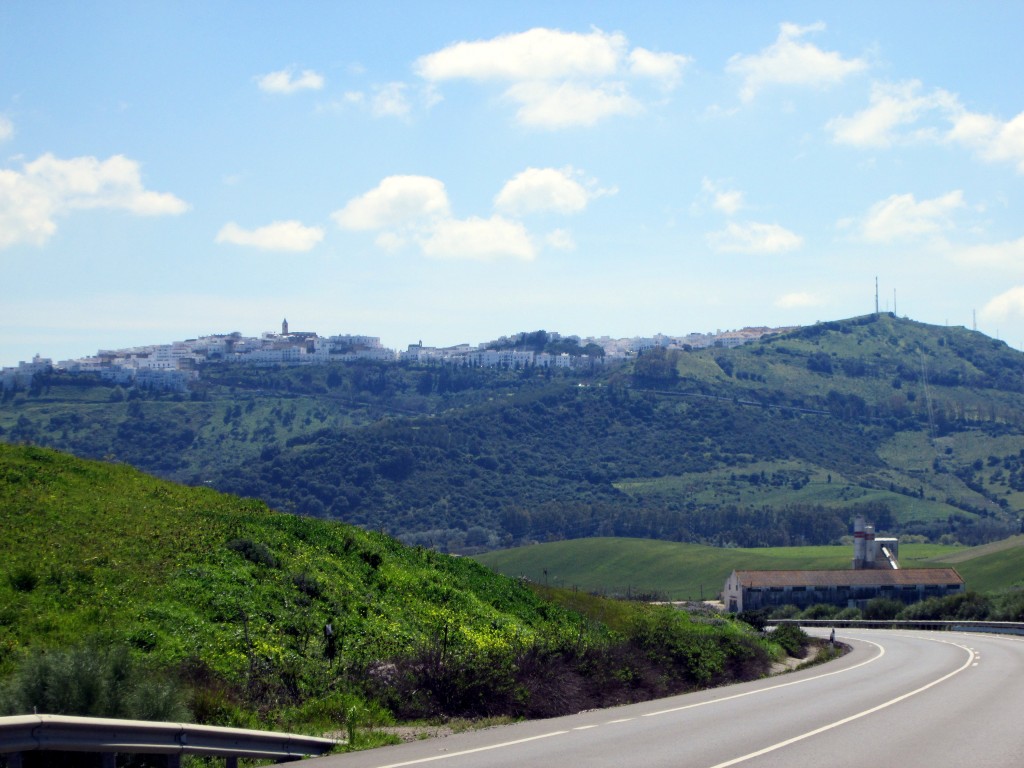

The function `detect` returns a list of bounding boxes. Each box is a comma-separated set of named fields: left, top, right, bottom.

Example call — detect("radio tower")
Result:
left=875, top=277, right=879, bottom=315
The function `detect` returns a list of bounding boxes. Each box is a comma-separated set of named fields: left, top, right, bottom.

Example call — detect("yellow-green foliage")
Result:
left=0, top=444, right=586, bottom=682
left=0, top=444, right=781, bottom=728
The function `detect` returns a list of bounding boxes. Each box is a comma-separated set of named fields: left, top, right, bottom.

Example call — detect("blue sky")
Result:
left=3, top=1, right=1024, bottom=366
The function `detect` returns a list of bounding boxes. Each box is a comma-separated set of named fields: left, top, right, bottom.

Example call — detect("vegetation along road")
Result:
left=310, top=629, right=1024, bottom=767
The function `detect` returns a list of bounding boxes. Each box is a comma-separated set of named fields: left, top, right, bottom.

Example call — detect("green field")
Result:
left=475, top=536, right=1024, bottom=600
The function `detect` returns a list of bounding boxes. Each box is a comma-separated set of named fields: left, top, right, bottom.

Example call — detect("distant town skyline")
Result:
left=3, top=2, right=1023, bottom=368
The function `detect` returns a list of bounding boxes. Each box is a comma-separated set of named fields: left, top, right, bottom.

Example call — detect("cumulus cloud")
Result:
left=414, top=27, right=689, bottom=129
left=860, top=191, right=965, bottom=243
left=706, top=221, right=803, bottom=253
left=0, top=153, right=188, bottom=249
left=727, top=22, right=867, bottom=103
left=701, top=178, right=745, bottom=215
left=257, top=67, right=325, bottom=94
left=829, top=79, right=1024, bottom=172
left=776, top=292, right=824, bottom=308
left=0, top=116, right=12, bottom=142
left=628, top=48, right=691, bottom=90
left=215, top=220, right=324, bottom=252
left=416, top=27, right=625, bottom=81
left=372, top=82, right=411, bottom=118
left=947, top=236, right=1024, bottom=270
left=505, top=81, right=641, bottom=129
left=495, top=167, right=611, bottom=215
left=981, top=286, right=1024, bottom=324
left=949, top=110, right=1024, bottom=173
left=420, top=215, right=534, bottom=261
left=335, top=167, right=608, bottom=260
left=828, top=80, right=960, bottom=147
left=333, top=175, right=450, bottom=231
left=545, top=228, right=576, bottom=251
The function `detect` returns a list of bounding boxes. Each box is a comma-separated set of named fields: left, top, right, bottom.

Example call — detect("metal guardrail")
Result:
left=777, top=619, right=1024, bottom=634
left=0, top=713, right=338, bottom=766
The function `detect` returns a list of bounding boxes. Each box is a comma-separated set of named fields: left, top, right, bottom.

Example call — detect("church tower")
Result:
left=282, top=318, right=289, bottom=336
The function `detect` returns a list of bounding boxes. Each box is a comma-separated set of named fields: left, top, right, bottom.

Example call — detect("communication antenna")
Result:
left=973, top=310, right=977, bottom=332
left=875, top=276, right=879, bottom=315
left=893, top=289, right=897, bottom=316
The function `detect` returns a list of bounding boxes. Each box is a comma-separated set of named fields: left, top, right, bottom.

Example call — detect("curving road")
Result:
left=309, top=629, right=1024, bottom=768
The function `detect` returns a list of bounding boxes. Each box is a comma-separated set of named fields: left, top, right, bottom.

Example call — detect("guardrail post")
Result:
left=102, top=753, right=115, bottom=768
left=226, top=758, right=238, bottom=768
left=7, top=753, right=22, bottom=768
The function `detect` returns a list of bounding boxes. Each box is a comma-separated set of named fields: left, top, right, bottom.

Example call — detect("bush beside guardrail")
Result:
left=0, top=713, right=337, bottom=766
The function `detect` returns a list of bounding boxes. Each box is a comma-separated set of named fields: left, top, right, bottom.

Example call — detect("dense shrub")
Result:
left=766, top=624, right=809, bottom=659
left=800, top=603, right=838, bottom=620
left=863, top=598, right=903, bottom=621
left=226, top=538, right=279, bottom=568
left=0, top=642, right=189, bottom=721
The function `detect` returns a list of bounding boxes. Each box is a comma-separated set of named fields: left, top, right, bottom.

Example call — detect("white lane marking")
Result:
left=607, top=718, right=635, bottom=724
left=705, top=637, right=976, bottom=768
left=643, top=638, right=886, bottom=718
left=572, top=725, right=599, bottom=731
left=370, top=731, right=569, bottom=767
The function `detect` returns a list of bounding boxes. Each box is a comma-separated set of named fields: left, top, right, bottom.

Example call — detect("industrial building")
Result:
left=722, top=516, right=965, bottom=613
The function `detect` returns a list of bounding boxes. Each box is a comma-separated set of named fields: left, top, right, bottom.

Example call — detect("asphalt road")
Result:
left=309, top=628, right=1024, bottom=768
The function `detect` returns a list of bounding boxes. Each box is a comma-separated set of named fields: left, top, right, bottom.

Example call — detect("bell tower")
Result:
left=281, top=318, right=289, bottom=336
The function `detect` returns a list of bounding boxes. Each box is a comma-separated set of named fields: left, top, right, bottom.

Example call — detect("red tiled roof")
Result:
left=733, top=568, right=963, bottom=588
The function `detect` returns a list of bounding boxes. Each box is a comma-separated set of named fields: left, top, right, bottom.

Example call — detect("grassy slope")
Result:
left=924, top=535, right=1024, bottom=592
left=1, top=444, right=789, bottom=730
left=0, top=443, right=590, bottom=683
left=475, top=536, right=1024, bottom=600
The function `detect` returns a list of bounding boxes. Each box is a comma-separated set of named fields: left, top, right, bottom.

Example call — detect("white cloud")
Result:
left=333, top=175, right=450, bottom=231
left=504, top=80, right=641, bottom=129
left=949, top=110, right=1024, bottom=173
left=947, top=236, right=1024, bottom=270
left=419, top=216, right=534, bottom=261
left=828, top=80, right=959, bottom=147
left=0, top=153, right=188, bottom=249
left=981, top=286, right=1024, bottom=324
left=829, top=79, right=1024, bottom=172
left=701, top=178, right=745, bottom=215
left=257, top=67, right=325, bottom=94
left=860, top=191, right=964, bottom=243
left=546, top=228, right=576, bottom=251
left=0, top=116, right=12, bottom=142
left=776, top=292, right=824, bottom=309
left=375, top=231, right=407, bottom=252
left=727, top=22, right=867, bottom=103
left=415, top=27, right=625, bottom=82
left=336, top=168, right=601, bottom=260
left=215, top=220, right=324, bottom=252
left=706, top=221, right=803, bottom=253
left=414, top=27, right=688, bottom=129
left=372, top=82, right=411, bottom=118
left=628, top=48, right=691, bottom=90
left=494, top=167, right=596, bottom=215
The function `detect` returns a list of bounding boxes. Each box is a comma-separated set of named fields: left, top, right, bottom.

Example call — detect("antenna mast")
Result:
left=875, top=277, right=879, bottom=315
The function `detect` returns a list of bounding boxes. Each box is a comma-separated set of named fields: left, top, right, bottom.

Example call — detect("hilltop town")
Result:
left=2, top=319, right=793, bottom=391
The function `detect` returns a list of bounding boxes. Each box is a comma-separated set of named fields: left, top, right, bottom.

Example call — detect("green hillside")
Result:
left=4, top=313, right=1024, bottom=552
left=0, top=444, right=782, bottom=733
left=476, top=536, right=1024, bottom=600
